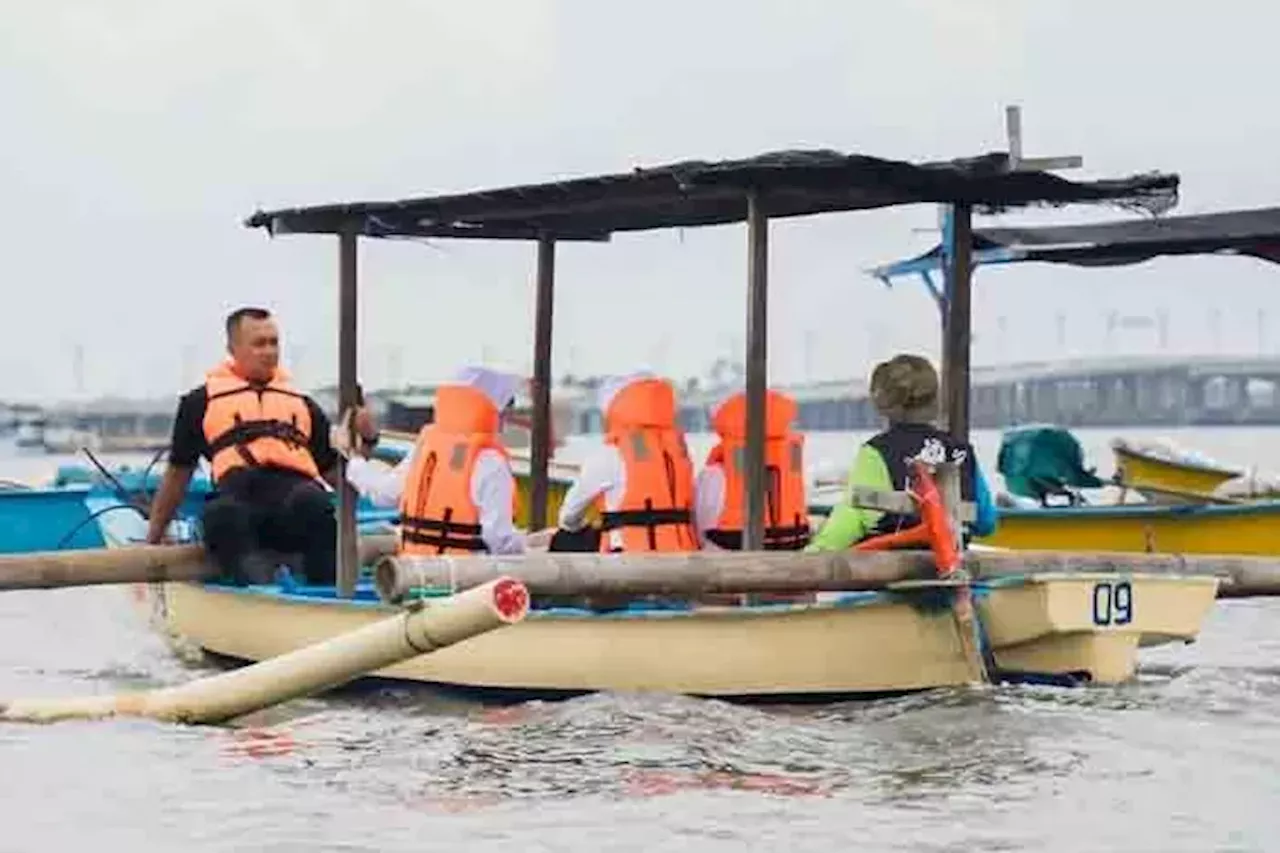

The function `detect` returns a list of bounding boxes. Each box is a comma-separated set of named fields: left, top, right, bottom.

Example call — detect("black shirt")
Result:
left=168, top=385, right=340, bottom=474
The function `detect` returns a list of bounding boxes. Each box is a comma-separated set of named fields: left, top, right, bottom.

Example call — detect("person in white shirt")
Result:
left=336, top=366, right=528, bottom=555
left=554, top=371, right=698, bottom=553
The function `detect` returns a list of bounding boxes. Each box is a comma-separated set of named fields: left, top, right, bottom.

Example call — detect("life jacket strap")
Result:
left=600, top=501, right=694, bottom=551
left=207, top=417, right=310, bottom=471
left=399, top=508, right=487, bottom=553
left=705, top=523, right=811, bottom=551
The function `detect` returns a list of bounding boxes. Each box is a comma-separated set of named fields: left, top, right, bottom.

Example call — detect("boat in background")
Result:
left=1110, top=437, right=1280, bottom=503
left=0, top=459, right=399, bottom=554
left=1111, top=437, right=1247, bottom=503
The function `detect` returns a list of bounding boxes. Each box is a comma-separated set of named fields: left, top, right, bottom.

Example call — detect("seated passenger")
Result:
left=146, top=307, right=341, bottom=586
left=338, top=366, right=528, bottom=555
left=806, top=354, right=996, bottom=551
left=695, top=388, right=810, bottom=550
left=553, top=372, right=698, bottom=553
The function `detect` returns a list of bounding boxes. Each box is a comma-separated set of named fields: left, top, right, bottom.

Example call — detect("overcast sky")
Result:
left=4, top=0, right=1279, bottom=402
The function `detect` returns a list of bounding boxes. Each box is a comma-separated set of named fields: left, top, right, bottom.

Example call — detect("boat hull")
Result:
left=128, top=570, right=1218, bottom=700
left=1113, top=444, right=1238, bottom=504
left=0, top=486, right=108, bottom=552
left=978, top=500, right=1280, bottom=555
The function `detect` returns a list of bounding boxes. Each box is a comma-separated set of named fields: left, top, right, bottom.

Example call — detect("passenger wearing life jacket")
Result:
left=339, top=366, right=529, bottom=556
left=145, top=307, right=342, bottom=585
left=806, top=353, right=997, bottom=551
left=695, top=388, right=810, bottom=550
left=554, top=372, right=698, bottom=553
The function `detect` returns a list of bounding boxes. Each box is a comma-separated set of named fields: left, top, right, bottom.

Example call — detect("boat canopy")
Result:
left=869, top=205, right=1280, bottom=287
left=245, top=149, right=1177, bottom=242
left=243, top=141, right=1181, bottom=595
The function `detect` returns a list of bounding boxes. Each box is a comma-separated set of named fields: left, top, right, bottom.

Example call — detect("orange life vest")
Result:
left=703, top=389, right=810, bottom=550
left=202, top=361, right=319, bottom=484
left=595, top=377, right=697, bottom=553
left=399, top=384, right=513, bottom=555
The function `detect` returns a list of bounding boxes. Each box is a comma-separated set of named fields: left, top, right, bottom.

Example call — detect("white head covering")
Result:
left=451, top=366, right=523, bottom=411
left=597, top=371, right=654, bottom=414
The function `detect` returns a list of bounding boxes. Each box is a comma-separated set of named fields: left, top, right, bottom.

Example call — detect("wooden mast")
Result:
left=742, top=191, right=769, bottom=550
left=335, top=224, right=360, bottom=598
left=529, top=235, right=556, bottom=530
left=940, top=105, right=1084, bottom=441
left=941, top=205, right=973, bottom=441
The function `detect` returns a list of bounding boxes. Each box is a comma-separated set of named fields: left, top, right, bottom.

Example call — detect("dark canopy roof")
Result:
left=873, top=206, right=1280, bottom=280
left=244, top=149, right=1179, bottom=242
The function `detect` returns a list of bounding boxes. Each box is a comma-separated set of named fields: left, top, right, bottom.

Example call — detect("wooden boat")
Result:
left=1110, top=437, right=1245, bottom=504
left=0, top=465, right=201, bottom=553
left=99, top=505, right=1217, bottom=696
left=977, top=501, right=1280, bottom=555
left=116, top=127, right=1223, bottom=699
left=0, top=461, right=399, bottom=554
left=809, top=480, right=1280, bottom=556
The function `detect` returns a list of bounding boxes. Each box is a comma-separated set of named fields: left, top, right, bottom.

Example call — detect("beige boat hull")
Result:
left=129, top=570, right=1219, bottom=699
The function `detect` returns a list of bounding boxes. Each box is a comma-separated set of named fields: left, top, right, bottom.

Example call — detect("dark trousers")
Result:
left=548, top=526, right=601, bottom=553
left=201, top=468, right=337, bottom=585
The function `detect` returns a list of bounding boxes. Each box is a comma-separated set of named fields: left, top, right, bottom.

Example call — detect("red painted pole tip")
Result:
left=491, top=577, right=531, bottom=622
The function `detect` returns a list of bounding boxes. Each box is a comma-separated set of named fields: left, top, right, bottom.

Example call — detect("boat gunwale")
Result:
left=165, top=569, right=1220, bottom=620
left=1112, top=444, right=1242, bottom=478
left=807, top=496, right=1280, bottom=520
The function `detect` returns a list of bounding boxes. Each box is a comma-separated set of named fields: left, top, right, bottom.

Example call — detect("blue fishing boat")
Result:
left=0, top=461, right=397, bottom=554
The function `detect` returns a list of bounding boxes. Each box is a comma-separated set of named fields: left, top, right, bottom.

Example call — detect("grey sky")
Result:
left=4, top=0, right=1279, bottom=402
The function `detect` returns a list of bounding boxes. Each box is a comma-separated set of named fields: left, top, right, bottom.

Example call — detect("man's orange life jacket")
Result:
left=202, top=361, right=319, bottom=484
left=596, top=377, right=697, bottom=553
left=703, top=389, right=810, bottom=550
left=399, top=384, right=513, bottom=555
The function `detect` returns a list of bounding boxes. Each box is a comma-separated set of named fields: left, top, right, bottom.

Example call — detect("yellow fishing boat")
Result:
left=809, top=480, right=1280, bottom=556
left=1110, top=438, right=1243, bottom=504
left=114, top=557, right=1216, bottom=698
left=110, top=127, right=1224, bottom=700
left=976, top=501, right=1280, bottom=555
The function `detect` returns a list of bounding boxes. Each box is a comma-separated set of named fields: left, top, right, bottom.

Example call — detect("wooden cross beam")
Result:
left=938, top=105, right=1085, bottom=440
left=1002, top=105, right=1083, bottom=173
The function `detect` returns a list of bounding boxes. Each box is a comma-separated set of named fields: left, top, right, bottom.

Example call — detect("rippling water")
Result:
left=2, top=430, right=1279, bottom=851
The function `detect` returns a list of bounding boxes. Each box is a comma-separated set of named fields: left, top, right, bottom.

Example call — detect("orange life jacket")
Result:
left=596, top=377, right=697, bottom=553
left=399, top=384, right=513, bottom=555
left=202, top=361, right=319, bottom=484
left=703, top=389, right=810, bottom=550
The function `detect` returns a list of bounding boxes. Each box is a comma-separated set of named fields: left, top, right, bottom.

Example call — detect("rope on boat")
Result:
left=55, top=503, right=150, bottom=550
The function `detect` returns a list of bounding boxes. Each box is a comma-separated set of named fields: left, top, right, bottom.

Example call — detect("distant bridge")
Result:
left=570, top=355, right=1280, bottom=433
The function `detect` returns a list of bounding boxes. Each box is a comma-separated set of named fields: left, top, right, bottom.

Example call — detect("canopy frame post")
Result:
left=336, top=224, right=360, bottom=598
left=938, top=104, right=1084, bottom=442
left=529, top=235, right=556, bottom=531
left=941, top=204, right=974, bottom=441
left=743, top=191, right=769, bottom=551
